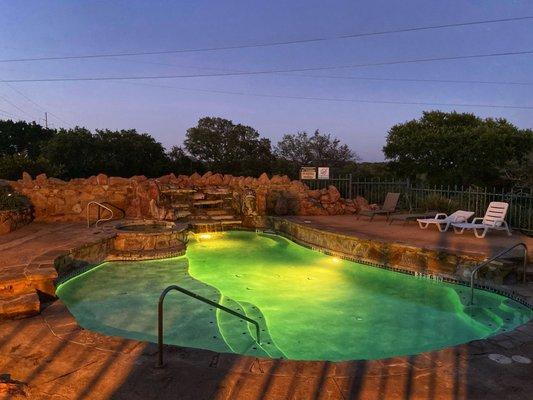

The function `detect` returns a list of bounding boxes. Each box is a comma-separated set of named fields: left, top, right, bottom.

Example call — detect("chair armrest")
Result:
left=472, top=217, right=484, bottom=224
left=435, top=213, right=447, bottom=219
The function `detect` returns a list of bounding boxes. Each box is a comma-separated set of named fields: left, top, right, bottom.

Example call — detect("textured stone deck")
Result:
left=1, top=299, right=532, bottom=399
left=1, top=220, right=532, bottom=399
left=0, top=223, right=116, bottom=318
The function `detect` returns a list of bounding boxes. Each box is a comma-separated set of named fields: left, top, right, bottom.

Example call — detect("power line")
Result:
left=0, top=93, right=38, bottom=120
left=295, top=74, right=533, bottom=86
left=116, top=80, right=533, bottom=110
left=1, top=82, right=71, bottom=126
left=0, top=108, right=24, bottom=120
left=2, top=49, right=533, bottom=83
left=96, top=57, right=533, bottom=87
left=0, top=16, right=531, bottom=63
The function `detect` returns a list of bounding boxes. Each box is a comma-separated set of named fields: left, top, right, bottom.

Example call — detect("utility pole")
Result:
left=44, top=112, right=48, bottom=128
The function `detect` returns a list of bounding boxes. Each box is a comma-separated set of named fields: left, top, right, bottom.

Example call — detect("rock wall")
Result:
left=0, top=207, right=32, bottom=234
left=6, top=171, right=362, bottom=224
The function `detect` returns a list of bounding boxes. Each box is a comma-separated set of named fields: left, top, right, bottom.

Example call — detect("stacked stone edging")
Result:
left=0, top=207, right=32, bottom=234
left=270, top=217, right=484, bottom=278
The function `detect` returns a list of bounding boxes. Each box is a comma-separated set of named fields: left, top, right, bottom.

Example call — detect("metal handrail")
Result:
left=157, top=285, right=261, bottom=368
left=86, top=201, right=114, bottom=227
left=470, top=242, right=528, bottom=304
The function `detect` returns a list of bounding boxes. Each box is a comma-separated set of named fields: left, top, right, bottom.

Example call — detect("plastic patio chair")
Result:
left=451, top=202, right=511, bottom=238
left=417, top=210, right=474, bottom=232
left=357, top=192, right=400, bottom=221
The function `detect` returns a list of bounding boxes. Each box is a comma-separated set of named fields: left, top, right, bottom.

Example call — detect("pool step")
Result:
left=239, top=301, right=287, bottom=359
left=465, top=295, right=524, bottom=334
left=216, top=296, right=269, bottom=357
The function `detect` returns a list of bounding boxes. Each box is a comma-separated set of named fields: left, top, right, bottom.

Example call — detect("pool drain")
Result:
left=488, top=354, right=512, bottom=364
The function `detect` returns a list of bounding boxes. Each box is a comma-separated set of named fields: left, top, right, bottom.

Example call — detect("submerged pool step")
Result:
left=216, top=296, right=269, bottom=357
left=239, top=301, right=287, bottom=359
left=466, top=296, right=524, bottom=333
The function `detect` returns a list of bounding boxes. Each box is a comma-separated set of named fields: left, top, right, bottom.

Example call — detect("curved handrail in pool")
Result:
left=470, top=242, right=528, bottom=305
left=156, top=284, right=261, bottom=368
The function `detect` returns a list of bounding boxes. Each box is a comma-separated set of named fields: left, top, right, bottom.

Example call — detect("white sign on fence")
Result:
left=317, top=167, right=330, bottom=180
left=300, top=167, right=316, bottom=180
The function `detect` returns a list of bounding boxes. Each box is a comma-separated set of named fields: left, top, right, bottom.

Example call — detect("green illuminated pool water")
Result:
left=57, top=231, right=532, bottom=361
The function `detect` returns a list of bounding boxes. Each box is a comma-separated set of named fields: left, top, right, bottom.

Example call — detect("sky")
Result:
left=0, top=1, right=532, bottom=161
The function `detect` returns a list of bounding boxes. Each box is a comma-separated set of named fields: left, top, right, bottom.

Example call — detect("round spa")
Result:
left=57, top=230, right=532, bottom=361
left=111, top=219, right=188, bottom=260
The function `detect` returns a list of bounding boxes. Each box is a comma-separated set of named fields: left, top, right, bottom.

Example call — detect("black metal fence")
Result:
left=302, top=175, right=533, bottom=234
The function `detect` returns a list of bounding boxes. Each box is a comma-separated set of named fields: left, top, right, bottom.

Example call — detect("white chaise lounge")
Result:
left=417, top=210, right=474, bottom=232
left=451, top=202, right=511, bottom=238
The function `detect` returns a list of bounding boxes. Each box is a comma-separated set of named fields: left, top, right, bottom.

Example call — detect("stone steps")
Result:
left=206, top=209, right=233, bottom=216
left=173, top=203, right=191, bottom=209
left=211, top=214, right=238, bottom=221
left=220, top=219, right=242, bottom=226
left=193, top=199, right=224, bottom=206
left=175, top=210, right=192, bottom=219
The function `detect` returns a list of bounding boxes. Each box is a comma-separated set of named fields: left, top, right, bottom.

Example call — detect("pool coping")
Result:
left=55, top=223, right=533, bottom=361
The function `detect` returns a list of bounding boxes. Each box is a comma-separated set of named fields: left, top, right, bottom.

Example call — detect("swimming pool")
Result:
left=57, top=231, right=532, bottom=361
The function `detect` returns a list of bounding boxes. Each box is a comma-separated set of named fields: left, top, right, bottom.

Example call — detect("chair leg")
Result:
left=502, top=221, right=512, bottom=236
left=453, top=226, right=465, bottom=234
left=437, top=222, right=449, bottom=232
left=418, top=221, right=428, bottom=229
left=474, top=227, right=488, bottom=239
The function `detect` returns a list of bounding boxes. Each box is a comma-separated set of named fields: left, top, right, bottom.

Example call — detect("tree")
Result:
left=184, top=117, right=274, bottom=176
left=41, top=127, right=170, bottom=179
left=383, top=111, right=533, bottom=187
left=0, top=154, right=62, bottom=181
left=94, top=129, right=169, bottom=177
left=167, top=146, right=204, bottom=175
left=274, top=130, right=357, bottom=177
left=40, top=127, right=101, bottom=178
left=0, top=119, right=55, bottom=159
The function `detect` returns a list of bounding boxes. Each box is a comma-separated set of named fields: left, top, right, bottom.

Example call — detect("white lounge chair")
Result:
left=417, top=210, right=474, bottom=232
left=451, top=202, right=511, bottom=238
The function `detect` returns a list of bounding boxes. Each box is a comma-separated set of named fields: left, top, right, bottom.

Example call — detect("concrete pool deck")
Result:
left=0, top=219, right=532, bottom=399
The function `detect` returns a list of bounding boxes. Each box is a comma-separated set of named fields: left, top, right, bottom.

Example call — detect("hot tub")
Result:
left=111, top=220, right=188, bottom=260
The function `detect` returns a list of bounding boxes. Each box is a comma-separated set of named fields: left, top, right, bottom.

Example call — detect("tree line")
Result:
left=0, top=112, right=531, bottom=188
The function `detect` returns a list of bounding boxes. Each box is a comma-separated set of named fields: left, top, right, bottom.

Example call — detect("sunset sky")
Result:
left=1, top=0, right=532, bottom=161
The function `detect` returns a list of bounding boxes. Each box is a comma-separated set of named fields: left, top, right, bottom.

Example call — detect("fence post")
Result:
left=348, top=174, right=353, bottom=199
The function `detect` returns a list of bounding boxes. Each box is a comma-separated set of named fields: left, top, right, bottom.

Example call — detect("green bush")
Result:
left=0, top=187, right=29, bottom=211
left=419, top=194, right=460, bottom=214
left=0, top=154, right=62, bottom=181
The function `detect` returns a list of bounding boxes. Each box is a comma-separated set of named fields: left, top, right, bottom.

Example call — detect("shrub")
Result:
left=0, top=154, right=62, bottom=181
left=0, top=186, right=29, bottom=211
left=419, top=194, right=460, bottom=214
